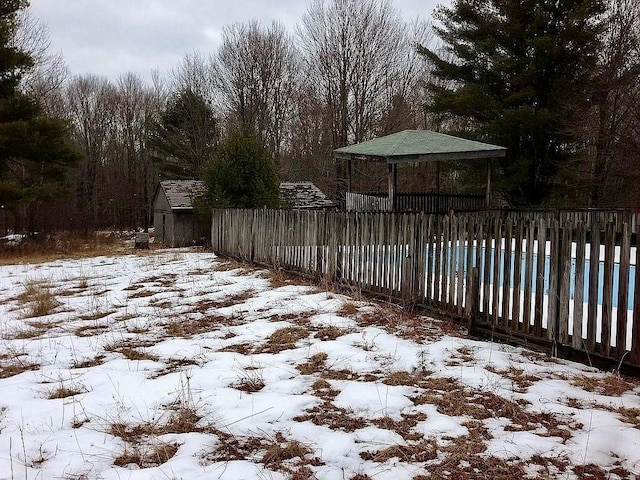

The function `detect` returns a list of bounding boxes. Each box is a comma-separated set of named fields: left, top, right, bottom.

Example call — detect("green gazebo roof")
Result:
left=334, top=130, right=506, bottom=163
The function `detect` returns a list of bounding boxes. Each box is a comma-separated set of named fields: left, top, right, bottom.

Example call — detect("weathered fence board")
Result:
left=211, top=208, right=640, bottom=369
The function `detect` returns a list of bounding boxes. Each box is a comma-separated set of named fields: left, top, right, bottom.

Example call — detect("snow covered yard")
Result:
left=0, top=248, right=639, bottom=480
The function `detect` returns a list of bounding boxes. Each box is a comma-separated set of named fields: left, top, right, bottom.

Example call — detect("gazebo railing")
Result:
left=345, top=192, right=485, bottom=213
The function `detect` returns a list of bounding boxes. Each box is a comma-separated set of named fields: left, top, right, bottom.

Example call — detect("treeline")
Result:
left=2, top=0, right=640, bottom=233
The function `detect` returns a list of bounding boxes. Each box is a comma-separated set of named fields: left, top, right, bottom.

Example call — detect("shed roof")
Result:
left=279, top=182, right=335, bottom=209
left=334, top=129, right=506, bottom=164
left=158, top=180, right=206, bottom=210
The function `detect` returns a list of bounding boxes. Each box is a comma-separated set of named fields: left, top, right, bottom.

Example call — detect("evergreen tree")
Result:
left=149, top=87, right=218, bottom=179
left=0, top=0, right=79, bottom=231
left=420, top=0, right=605, bottom=205
left=202, top=131, right=279, bottom=208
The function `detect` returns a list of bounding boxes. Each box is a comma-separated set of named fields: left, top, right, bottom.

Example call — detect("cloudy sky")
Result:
left=28, top=0, right=444, bottom=82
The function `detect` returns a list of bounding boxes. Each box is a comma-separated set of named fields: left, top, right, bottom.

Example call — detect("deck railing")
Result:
left=345, top=192, right=485, bottom=213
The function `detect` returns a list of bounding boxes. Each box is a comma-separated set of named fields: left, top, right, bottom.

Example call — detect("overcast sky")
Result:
left=28, top=0, right=444, bottom=82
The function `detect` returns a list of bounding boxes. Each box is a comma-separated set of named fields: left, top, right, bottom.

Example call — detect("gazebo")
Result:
left=334, top=130, right=507, bottom=213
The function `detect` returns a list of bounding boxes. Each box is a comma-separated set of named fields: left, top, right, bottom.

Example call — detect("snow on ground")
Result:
left=0, top=248, right=639, bottom=480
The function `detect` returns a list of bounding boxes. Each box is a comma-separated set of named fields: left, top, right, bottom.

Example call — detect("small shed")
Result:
left=153, top=180, right=206, bottom=247
left=334, top=130, right=507, bottom=213
left=279, top=182, right=335, bottom=210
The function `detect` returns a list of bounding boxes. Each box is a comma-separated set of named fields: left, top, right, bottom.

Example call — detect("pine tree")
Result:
left=202, top=131, right=280, bottom=209
left=149, top=87, right=218, bottom=179
left=420, top=0, right=605, bottom=205
left=0, top=0, right=79, bottom=231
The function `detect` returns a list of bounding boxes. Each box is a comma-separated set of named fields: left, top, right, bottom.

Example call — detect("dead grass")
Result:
left=233, top=370, right=266, bottom=393
left=616, top=406, right=640, bottom=429
left=0, top=359, right=40, bottom=378
left=72, top=355, right=106, bottom=369
left=151, top=357, right=200, bottom=378
left=310, top=379, right=339, bottom=400
left=412, top=382, right=580, bottom=442
left=485, top=365, right=541, bottom=392
left=47, top=383, right=86, bottom=399
left=337, top=301, right=360, bottom=316
left=297, top=352, right=328, bottom=375
left=360, top=438, right=437, bottom=463
left=18, top=280, right=60, bottom=318
left=260, top=269, right=293, bottom=288
left=114, top=441, right=179, bottom=468
left=259, top=326, right=310, bottom=353
left=294, top=401, right=367, bottom=432
left=74, top=324, right=109, bottom=337
left=219, top=342, right=254, bottom=355
left=571, top=373, right=637, bottom=396
left=372, top=412, right=427, bottom=442
left=164, top=315, right=231, bottom=337
left=104, top=340, right=159, bottom=362
left=314, top=326, right=348, bottom=340
left=203, top=431, right=322, bottom=477
left=0, top=233, right=126, bottom=266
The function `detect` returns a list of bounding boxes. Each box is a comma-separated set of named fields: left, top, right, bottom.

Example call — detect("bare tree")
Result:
left=14, top=9, right=68, bottom=109
left=214, top=20, right=299, bottom=163
left=298, top=0, right=428, bottom=146
left=63, top=75, right=118, bottom=228
left=583, top=0, right=640, bottom=206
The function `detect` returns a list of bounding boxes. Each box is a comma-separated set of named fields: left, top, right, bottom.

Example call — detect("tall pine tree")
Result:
left=0, top=0, right=79, bottom=232
left=420, top=0, right=604, bottom=205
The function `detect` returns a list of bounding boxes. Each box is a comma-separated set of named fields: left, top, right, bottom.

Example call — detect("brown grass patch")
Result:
left=412, top=384, right=580, bottom=442
left=114, top=442, right=179, bottom=468
left=127, top=289, right=156, bottom=299
left=18, top=280, right=60, bottom=318
left=314, top=326, right=347, bottom=340
left=260, top=269, right=293, bottom=288
left=0, top=233, right=126, bottom=266
left=485, top=365, right=541, bottom=392
left=203, top=431, right=322, bottom=477
left=337, top=302, right=360, bottom=316
left=105, top=341, right=159, bottom=362
left=72, top=355, right=106, bottom=369
left=74, top=324, right=109, bottom=337
left=219, top=342, right=254, bottom=355
left=372, top=412, right=427, bottom=441
left=616, top=406, right=640, bottom=429
left=297, top=352, right=328, bottom=375
left=310, top=379, right=339, bottom=400
left=233, top=370, right=266, bottom=393
left=48, top=384, right=86, bottom=399
left=571, top=373, right=637, bottom=396
left=151, top=357, right=200, bottom=378
left=0, top=359, right=40, bottom=378
left=214, top=260, right=257, bottom=273
left=164, top=315, right=230, bottom=337
left=361, top=438, right=437, bottom=463
left=78, top=310, right=114, bottom=321
left=294, top=401, right=367, bottom=432
left=259, top=326, right=310, bottom=353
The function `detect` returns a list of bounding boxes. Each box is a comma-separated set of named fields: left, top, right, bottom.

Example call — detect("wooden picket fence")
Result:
left=211, top=208, right=640, bottom=369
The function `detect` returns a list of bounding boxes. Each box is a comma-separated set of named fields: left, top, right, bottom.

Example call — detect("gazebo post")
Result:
left=347, top=158, right=353, bottom=192
left=486, top=158, right=491, bottom=208
left=388, top=162, right=397, bottom=212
